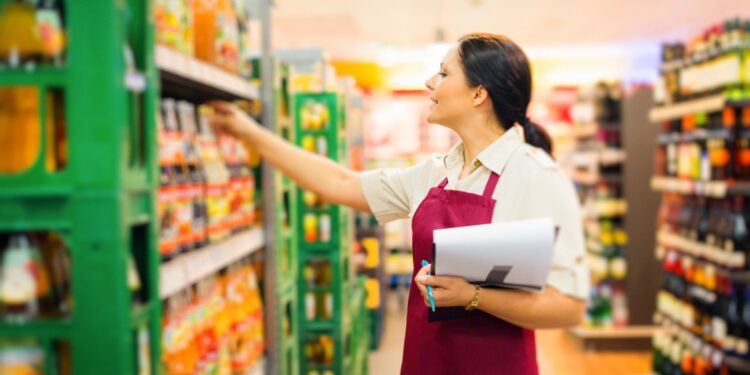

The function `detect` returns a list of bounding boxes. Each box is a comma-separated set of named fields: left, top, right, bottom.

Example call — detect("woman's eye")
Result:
left=438, top=72, right=447, bottom=77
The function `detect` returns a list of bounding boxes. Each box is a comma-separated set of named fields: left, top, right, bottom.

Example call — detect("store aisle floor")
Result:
left=370, top=293, right=652, bottom=375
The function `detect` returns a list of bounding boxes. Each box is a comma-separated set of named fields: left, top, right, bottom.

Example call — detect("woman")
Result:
left=208, top=33, right=588, bottom=375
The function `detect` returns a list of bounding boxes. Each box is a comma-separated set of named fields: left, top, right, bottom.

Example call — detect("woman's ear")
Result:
left=472, top=86, right=489, bottom=107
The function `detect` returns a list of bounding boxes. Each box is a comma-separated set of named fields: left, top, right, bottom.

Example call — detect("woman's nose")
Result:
left=425, top=75, right=435, bottom=90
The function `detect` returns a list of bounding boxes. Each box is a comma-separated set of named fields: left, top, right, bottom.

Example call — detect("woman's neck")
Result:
left=457, top=116, right=505, bottom=168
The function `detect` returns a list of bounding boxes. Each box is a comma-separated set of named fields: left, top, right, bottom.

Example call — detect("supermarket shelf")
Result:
left=568, top=325, right=655, bottom=351
left=725, top=355, right=750, bottom=373
left=569, top=325, right=656, bottom=339
left=649, top=94, right=726, bottom=123
left=655, top=312, right=750, bottom=373
left=657, top=128, right=732, bottom=145
left=650, top=176, right=741, bottom=198
left=0, top=66, right=67, bottom=86
left=156, top=45, right=259, bottom=101
left=246, top=358, right=266, bottom=375
left=570, top=171, right=599, bottom=186
left=0, top=318, right=72, bottom=339
left=159, top=228, right=265, bottom=298
left=656, top=229, right=750, bottom=277
left=571, top=124, right=599, bottom=139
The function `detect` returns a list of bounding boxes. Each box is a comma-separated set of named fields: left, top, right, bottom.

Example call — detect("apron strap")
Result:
left=437, top=177, right=449, bottom=189
left=482, top=172, right=501, bottom=199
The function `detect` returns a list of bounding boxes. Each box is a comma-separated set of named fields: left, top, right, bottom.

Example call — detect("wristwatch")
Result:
left=465, top=285, right=481, bottom=311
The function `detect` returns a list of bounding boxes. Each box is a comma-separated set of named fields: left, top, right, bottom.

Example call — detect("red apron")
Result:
left=401, top=170, right=538, bottom=375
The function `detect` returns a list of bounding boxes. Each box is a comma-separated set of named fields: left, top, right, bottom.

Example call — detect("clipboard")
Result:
left=427, top=219, right=559, bottom=322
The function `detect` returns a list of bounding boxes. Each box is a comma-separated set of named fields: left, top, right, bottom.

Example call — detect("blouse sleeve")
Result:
left=358, top=158, right=435, bottom=225
left=520, top=167, right=590, bottom=301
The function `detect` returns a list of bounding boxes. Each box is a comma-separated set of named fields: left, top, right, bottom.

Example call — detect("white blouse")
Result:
left=359, top=126, right=590, bottom=300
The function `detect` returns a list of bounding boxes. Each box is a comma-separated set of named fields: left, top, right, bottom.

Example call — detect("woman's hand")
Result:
left=414, top=264, right=475, bottom=308
left=205, top=101, right=261, bottom=141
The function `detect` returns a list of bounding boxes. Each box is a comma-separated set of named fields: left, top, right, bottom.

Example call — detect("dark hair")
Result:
left=458, top=33, right=552, bottom=154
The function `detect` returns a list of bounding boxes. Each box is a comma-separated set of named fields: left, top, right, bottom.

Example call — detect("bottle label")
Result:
left=0, top=245, right=39, bottom=305
left=737, top=339, right=749, bottom=356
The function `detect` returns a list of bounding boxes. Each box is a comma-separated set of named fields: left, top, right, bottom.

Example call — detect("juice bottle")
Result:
left=40, top=232, right=71, bottom=315
left=0, top=234, right=50, bottom=320
left=0, top=0, right=44, bottom=67
left=35, top=0, right=65, bottom=64
left=193, top=0, right=218, bottom=65
left=0, top=87, right=41, bottom=174
left=0, top=339, right=44, bottom=375
left=194, top=0, right=239, bottom=72
left=214, top=0, right=239, bottom=73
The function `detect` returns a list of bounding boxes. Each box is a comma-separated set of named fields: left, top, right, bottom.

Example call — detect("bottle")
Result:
left=739, top=286, right=750, bottom=359
left=127, top=253, right=143, bottom=305
left=0, top=339, right=44, bottom=374
left=0, top=0, right=44, bottom=67
left=728, top=196, right=748, bottom=269
left=725, top=281, right=740, bottom=356
left=35, top=0, right=65, bottom=65
left=0, top=87, right=41, bottom=174
left=0, top=234, right=52, bottom=320
left=40, top=232, right=71, bottom=315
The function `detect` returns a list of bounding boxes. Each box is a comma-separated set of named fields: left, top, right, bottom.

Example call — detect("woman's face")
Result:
left=425, top=46, right=476, bottom=127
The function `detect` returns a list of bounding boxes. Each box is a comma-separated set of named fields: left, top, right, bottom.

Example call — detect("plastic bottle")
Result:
left=0, top=234, right=51, bottom=320
left=0, top=0, right=44, bottom=67
left=0, top=87, right=41, bottom=174
left=0, top=339, right=44, bottom=375
left=35, top=0, right=65, bottom=64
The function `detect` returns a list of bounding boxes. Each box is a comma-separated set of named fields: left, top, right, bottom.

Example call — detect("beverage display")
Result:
left=161, top=259, right=264, bottom=375
left=157, top=99, right=258, bottom=259
left=653, top=19, right=750, bottom=374
left=0, top=0, right=66, bottom=68
left=0, top=233, right=75, bottom=320
left=568, top=83, right=629, bottom=328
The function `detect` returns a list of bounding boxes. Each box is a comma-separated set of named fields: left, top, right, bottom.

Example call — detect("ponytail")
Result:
left=520, top=117, right=552, bottom=155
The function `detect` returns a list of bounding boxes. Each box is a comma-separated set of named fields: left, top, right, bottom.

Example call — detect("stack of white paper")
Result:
left=433, top=217, right=556, bottom=292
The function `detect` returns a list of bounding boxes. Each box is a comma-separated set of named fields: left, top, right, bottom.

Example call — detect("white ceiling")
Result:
left=271, top=0, right=750, bottom=60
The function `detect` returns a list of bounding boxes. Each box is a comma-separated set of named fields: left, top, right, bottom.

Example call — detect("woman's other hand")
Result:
left=414, top=264, right=475, bottom=308
left=205, top=100, right=260, bottom=141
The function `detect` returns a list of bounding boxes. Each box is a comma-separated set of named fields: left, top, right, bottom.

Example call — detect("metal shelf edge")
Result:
left=155, top=45, right=259, bottom=100
left=159, top=227, right=265, bottom=298
left=649, top=94, right=726, bottom=123
left=569, top=325, right=657, bottom=339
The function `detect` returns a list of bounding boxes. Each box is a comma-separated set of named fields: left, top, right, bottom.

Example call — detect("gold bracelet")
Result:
left=465, top=285, right=481, bottom=311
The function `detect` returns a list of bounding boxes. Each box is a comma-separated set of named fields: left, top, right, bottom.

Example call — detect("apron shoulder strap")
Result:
left=482, top=172, right=500, bottom=198
left=437, top=177, right=449, bottom=189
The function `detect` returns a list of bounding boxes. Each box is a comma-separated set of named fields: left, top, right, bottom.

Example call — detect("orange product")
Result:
left=193, top=0, right=239, bottom=73
left=0, top=87, right=40, bottom=173
left=155, top=0, right=193, bottom=55
left=0, top=1, right=44, bottom=66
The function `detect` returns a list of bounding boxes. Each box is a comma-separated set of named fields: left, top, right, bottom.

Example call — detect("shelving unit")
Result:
left=649, top=23, right=750, bottom=374
left=156, top=45, right=259, bottom=101
left=290, top=92, right=368, bottom=375
left=158, top=228, right=265, bottom=298
left=0, top=1, right=162, bottom=373
left=566, top=87, right=660, bottom=351
left=0, top=1, right=277, bottom=374
left=271, top=59, right=301, bottom=375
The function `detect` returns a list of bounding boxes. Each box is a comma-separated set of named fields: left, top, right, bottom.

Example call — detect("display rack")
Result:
left=566, top=87, right=660, bottom=351
left=0, top=1, right=161, bottom=373
left=272, top=59, right=301, bottom=375
left=650, top=20, right=750, bottom=373
left=291, top=92, right=368, bottom=375
left=0, top=0, right=276, bottom=373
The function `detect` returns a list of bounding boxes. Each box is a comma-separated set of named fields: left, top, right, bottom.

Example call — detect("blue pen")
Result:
left=421, top=260, right=436, bottom=312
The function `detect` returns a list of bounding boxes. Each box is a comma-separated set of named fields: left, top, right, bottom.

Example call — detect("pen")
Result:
left=421, top=260, right=436, bottom=312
